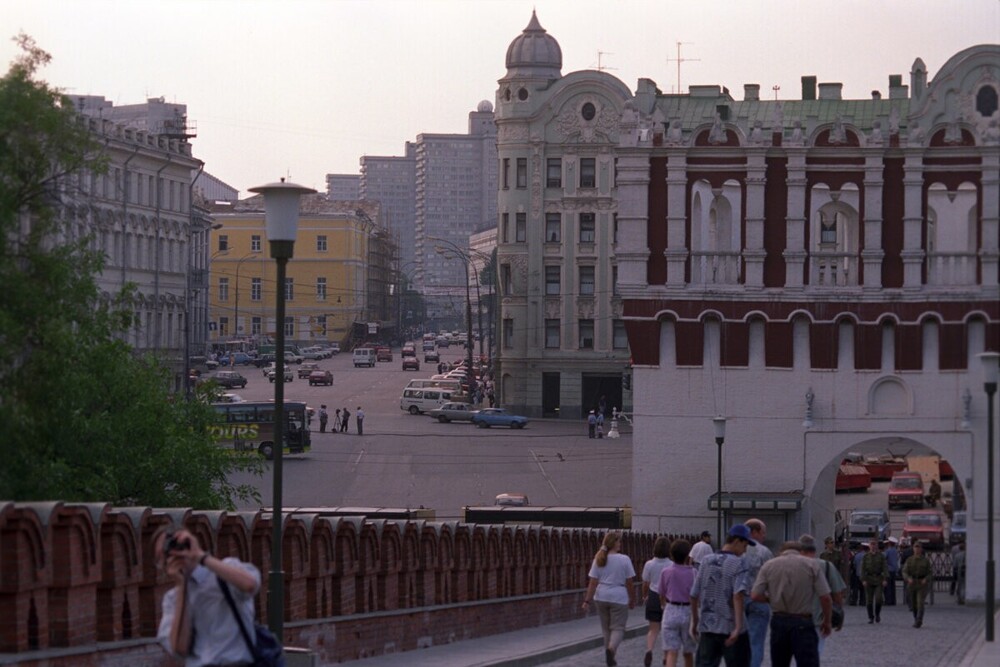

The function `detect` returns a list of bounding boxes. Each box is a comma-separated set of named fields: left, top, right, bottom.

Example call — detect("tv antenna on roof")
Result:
left=594, top=51, right=616, bottom=72
left=772, top=85, right=781, bottom=100
left=666, top=42, right=700, bottom=94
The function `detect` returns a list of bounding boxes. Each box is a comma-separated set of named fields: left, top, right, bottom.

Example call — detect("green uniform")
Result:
left=861, top=551, right=888, bottom=621
left=903, top=553, right=933, bottom=625
left=820, top=547, right=842, bottom=570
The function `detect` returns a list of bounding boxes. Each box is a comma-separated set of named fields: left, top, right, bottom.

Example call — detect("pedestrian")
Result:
left=818, top=537, right=841, bottom=572
left=849, top=543, right=867, bottom=606
left=750, top=540, right=831, bottom=667
left=884, top=537, right=900, bottom=605
left=156, top=528, right=263, bottom=666
left=689, top=531, right=714, bottom=569
left=953, top=542, right=966, bottom=604
left=902, top=541, right=932, bottom=627
left=742, top=519, right=774, bottom=667
left=599, top=394, right=607, bottom=417
left=640, top=536, right=672, bottom=667
left=899, top=537, right=914, bottom=609
left=799, top=534, right=845, bottom=657
left=581, top=531, right=636, bottom=667
left=334, top=408, right=342, bottom=433
left=588, top=410, right=597, bottom=438
left=861, top=538, right=888, bottom=623
left=596, top=410, right=605, bottom=438
left=690, top=524, right=753, bottom=667
left=657, top=539, right=696, bottom=667
left=356, top=406, right=365, bottom=435
left=925, top=478, right=942, bottom=507
left=318, top=405, right=329, bottom=433
left=340, top=407, right=350, bottom=433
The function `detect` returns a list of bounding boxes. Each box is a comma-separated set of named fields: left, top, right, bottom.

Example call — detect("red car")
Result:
left=308, top=370, right=333, bottom=386
left=376, top=346, right=393, bottom=362
left=402, top=357, right=420, bottom=371
left=888, top=472, right=924, bottom=509
left=902, top=509, right=945, bottom=549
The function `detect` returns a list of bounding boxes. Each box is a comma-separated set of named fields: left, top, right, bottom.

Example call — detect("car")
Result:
left=216, top=392, right=246, bottom=403
left=424, top=350, right=440, bottom=363
left=422, top=341, right=436, bottom=352
left=212, top=371, right=248, bottom=389
left=376, top=346, right=393, bottom=362
left=297, top=362, right=321, bottom=379
left=495, top=493, right=529, bottom=506
left=255, top=354, right=276, bottom=369
left=308, top=370, right=334, bottom=386
left=902, top=509, right=946, bottom=549
left=284, top=350, right=304, bottom=364
left=401, top=345, right=417, bottom=358
left=327, top=342, right=341, bottom=355
left=888, top=472, right=925, bottom=509
left=402, top=357, right=420, bottom=371
left=471, top=408, right=528, bottom=429
left=301, top=346, right=326, bottom=361
left=847, top=510, right=891, bottom=544
left=267, top=367, right=293, bottom=383
left=426, top=401, right=479, bottom=423
left=949, top=510, right=967, bottom=545
left=217, top=352, right=252, bottom=366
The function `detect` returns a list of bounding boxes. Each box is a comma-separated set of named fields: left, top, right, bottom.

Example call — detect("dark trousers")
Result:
left=695, top=631, right=750, bottom=667
left=885, top=571, right=898, bottom=605
left=769, top=614, right=819, bottom=667
left=319, top=419, right=327, bottom=433
left=357, top=419, right=363, bottom=435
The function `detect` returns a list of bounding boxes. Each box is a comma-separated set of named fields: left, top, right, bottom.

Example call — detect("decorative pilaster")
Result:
left=665, top=151, right=688, bottom=285
left=901, top=150, right=925, bottom=289
left=614, top=153, right=651, bottom=289
left=862, top=154, right=886, bottom=290
left=980, top=147, right=1000, bottom=287
left=783, top=150, right=808, bottom=288
left=744, top=150, right=767, bottom=288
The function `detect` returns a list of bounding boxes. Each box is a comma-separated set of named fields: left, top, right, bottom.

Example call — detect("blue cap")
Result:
left=729, top=524, right=757, bottom=545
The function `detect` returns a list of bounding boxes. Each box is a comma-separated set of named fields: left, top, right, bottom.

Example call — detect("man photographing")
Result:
left=156, top=528, right=262, bottom=665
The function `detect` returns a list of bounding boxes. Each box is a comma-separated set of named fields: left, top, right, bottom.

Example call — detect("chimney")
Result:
left=744, top=84, right=760, bottom=101
left=889, top=74, right=908, bottom=99
left=818, top=83, right=843, bottom=100
left=802, top=76, right=817, bottom=101
left=872, top=90, right=882, bottom=100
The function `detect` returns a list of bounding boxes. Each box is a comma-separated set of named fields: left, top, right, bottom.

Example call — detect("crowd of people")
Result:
left=583, top=518, right=960, bottom=667
left=316, top=404, right=364, bottom=434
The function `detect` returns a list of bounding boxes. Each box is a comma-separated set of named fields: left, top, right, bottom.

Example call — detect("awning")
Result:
left=708, top=491, right=805, bottom=512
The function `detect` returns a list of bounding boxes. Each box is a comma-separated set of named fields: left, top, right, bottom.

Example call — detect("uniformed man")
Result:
left=860, top=539, right=888, bottom=624
left=902, top=541, right=933, bottom=627
left=819, top=537, right=842, bottom=571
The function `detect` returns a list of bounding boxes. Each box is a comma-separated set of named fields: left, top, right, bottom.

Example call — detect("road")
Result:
left=835, top=477, right=958, bottom=541
left=217, top=346, right=632, bottom=520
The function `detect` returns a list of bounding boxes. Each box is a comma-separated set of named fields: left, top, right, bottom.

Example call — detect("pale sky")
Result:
left=2, top=0, right=998, bottom=195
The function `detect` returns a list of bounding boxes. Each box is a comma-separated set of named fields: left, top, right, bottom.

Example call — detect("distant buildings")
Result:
left=325, top=174, right=360, bottom=201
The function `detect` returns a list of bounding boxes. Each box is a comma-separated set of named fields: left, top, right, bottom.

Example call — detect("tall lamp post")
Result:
left=233, top=251, right=259, bottom=353
left=248, top=178, right=315, bottom=642
left=432, top=239, right=477, bottom=397
left=979, top=351, right=999, bottom=642
left=713, top=417, right=727, bottom=546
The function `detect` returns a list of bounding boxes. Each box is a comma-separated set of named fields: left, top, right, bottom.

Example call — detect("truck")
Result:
left=907, top=455, right=942, bottom=485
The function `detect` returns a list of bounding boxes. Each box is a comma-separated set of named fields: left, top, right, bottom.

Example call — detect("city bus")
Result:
left=210, top=400, right=311, bottom=460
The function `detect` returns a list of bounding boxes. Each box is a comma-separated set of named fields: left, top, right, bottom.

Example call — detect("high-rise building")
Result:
left=360, top=148, right=416, bottom=269
left=325, top=174, right=361, bottom=201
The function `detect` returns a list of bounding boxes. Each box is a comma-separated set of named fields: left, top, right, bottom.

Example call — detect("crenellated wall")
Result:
left=0, top=502, right=668, bottom=665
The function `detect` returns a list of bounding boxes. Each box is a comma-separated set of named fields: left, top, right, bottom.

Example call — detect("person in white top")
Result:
left=582, top=532, right=637, bottom=667
left=689, top=531, right=714, bottom=568
left=641, top=536, right=673, bottom=667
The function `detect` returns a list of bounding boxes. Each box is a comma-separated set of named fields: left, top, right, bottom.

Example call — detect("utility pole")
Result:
left=666, top=42, right=700, bottom=94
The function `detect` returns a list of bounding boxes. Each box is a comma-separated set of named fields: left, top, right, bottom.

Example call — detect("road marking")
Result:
left=352, top=449, right=366, bottom=472
left=531, top=450, right=561, bottom=501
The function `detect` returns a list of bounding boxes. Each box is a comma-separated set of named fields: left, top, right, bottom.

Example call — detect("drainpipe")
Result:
left=184, top=160, right=205, bottom=397
left=154, top=153, right=172, bottom=351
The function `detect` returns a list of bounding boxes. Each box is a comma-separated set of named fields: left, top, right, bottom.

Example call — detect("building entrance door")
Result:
left=581, top=374, right=623, bottom=419
left=542, top=372, right=560, bottom=417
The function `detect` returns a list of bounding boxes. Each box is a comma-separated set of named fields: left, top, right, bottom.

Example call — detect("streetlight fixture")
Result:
left=979, top=351, right=999, bottom=642
left=248, top=178, right=315, bottom=642
left=712, top=416, right=727, bottom=547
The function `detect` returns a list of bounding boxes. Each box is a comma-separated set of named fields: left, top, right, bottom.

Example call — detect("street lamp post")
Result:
left=233, top=252, right=260, bottom=352
left=248, top=178, right=315, bottom=642
left=432, top=239, right=478, bottom=397
left=713, top=417, right=727, bottom=546
left=979, top=351, right=999, bottom=642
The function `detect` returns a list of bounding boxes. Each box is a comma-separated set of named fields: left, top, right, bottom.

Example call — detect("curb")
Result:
left=481, top=620, right=648, bottom=667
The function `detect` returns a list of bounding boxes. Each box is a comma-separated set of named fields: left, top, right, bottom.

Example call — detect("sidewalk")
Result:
left=340, top=598, right=996, bottom=667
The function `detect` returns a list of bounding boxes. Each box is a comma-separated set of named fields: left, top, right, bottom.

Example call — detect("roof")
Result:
left=207, top=194, right=381, bottom=220
left=708, top=491, right=805, bottom=512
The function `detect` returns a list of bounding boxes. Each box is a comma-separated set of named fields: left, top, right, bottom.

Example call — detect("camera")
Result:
left=163, top=532, right=191, bottom=556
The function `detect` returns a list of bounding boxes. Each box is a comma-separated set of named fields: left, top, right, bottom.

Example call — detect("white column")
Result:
left=615, top=152, right=652, bottom=289
left=665, top=151, right=689, bottom=285
left=744, top=150, right=767, bottom=289
left=980, top=148, right=1000, bottom=286
left=901, top=150, right=925, bottom=289
left=784, top=150, right=808, bottom=289
left=862, top=154, right=886, bottom=290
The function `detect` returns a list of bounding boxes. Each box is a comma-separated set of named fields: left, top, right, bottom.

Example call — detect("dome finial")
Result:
left=505, top=10, right=562, bottom=79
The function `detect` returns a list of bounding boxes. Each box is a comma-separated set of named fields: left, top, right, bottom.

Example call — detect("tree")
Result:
left=0, top=35, right=262, bottom=508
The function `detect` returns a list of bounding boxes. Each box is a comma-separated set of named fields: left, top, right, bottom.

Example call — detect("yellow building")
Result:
left=207, top=196, right=391, bottom=348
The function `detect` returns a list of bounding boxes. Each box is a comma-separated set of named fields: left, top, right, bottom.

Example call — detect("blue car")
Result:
left=471, top=408, right=528, bottom=429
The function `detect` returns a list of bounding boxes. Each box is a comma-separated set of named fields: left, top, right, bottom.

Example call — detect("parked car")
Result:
left=402, top=357, right=420, bottom=371
left=308, top=370, right=334, bottom=386
left=949, top=510, right=967, bottom=545
left=888, top=472, right=925, bottom=509
left=255, top=354, right=276, bottom=368
left=284, top=350, right=303, bottom=364
left=902, top=509, right=946, bottom=549
left=297, top=362, right=321, bottom=379
left=216, top=392, right=246, bottom=403
left=212, top=371, right=248, bottom=389
left=376, top=346, right=393, bottom=362
left=848, top=509, right=891, bottom=544
left=267, top=367, right=294, bottom=383
left=495, top=493, right=529, bottom=506
left=217, top=352, right=253, bottom=366
left=301, top=346, right=326, bottom=360
left=426, top=402, right=479, bottom=423
left=424, top=349, right=440, bottom=363
left=327, top=342, right=341, bottom=355
left=471, top=408, right=528, bottom=429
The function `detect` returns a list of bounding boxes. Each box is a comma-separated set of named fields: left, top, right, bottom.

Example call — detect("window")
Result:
left=579, top=266, right=595, bottom=295
left=501, top=213, right=509, bottom=243
left=580, top=213, right=596, bottom=243
left=545, top=319, right=560, bottom=348
left=515, top=213, right=526, bottom=242
left=516, top=158, right=527, bottom=188
left=545, top=265, right=561, bottom=295
left=546, top=158, right=562, bottom=188
left=546, top=213, right=561, bottom=242
left=580, top=158, right=596, bottom=188
left=581, top=102, right=596, bottom=121
left=219, top=316, right=229, bottom=337
left=285, top=278, right=294, bottom=301
left=820, top=212, right=837, bottom=245
left=251, top=235, right=261, bottom=252
left=977, top=85, right=999, bottom=118
left=316, top=277, right=327, bottom=301
left=612, top=266, right=619, bottom=296
left=503, top=318, right=514, bottom=348
left=284, top=317, right=294, bottom=337
left=218, top=235, right=229, bottom=252
left=613, top=320, right=629, bottom=349
left=317, top=235, right=328, bottom=252
left=502, top=158, right=510, bottom=189
left=251, top=278, right=262, bottom=301
left=579, top=319, right=594, bottom=349
left=501, top=264, right=512, bottom=295
left=251, top=316, right=261, bottom=336
left=218, top=277, right=229, bottom=301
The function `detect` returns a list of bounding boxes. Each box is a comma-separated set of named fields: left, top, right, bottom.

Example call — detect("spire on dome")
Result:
left=504, top=11, right=562, bottom=80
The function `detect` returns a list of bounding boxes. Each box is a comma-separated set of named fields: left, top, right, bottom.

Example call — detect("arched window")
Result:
left=977, top=85, right=998, bottom=118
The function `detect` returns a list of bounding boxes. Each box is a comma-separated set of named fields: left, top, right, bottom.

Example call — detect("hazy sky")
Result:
left=2, top=0, right=998, bottom=195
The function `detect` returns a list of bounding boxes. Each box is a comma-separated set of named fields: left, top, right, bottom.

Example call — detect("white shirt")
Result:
left=690, top=540, right=715, bottom=565
left=158, top=558, right=261, bottom=667
left=589, top=552, right=636, bottom=605
left=642, top=557, right=672, bottom=594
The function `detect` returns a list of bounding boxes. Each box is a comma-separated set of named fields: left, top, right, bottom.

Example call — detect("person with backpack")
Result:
left=800, top=534, right=845, bottom=656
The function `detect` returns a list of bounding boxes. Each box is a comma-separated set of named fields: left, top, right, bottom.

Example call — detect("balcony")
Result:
left=690, top=250, right=741, bottom=285
left=809, top=251, right=857, bottom=287
left=925, top=251, right=978, bottom=286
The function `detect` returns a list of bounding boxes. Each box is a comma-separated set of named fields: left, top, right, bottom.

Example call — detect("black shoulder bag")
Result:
left=217, top=576, right=286, bottom=667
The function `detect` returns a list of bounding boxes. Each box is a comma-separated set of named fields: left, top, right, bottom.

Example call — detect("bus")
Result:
left=462, top=506, right=632, bottom=529
left=210, top=400, right=311, bottom=459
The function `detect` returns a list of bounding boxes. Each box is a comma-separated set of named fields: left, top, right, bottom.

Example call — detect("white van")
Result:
left=353, top=347, right=376, bottom=368
left=405, top=378, right=462, bottom=393
left=400, top=388, right=454, bottom=414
